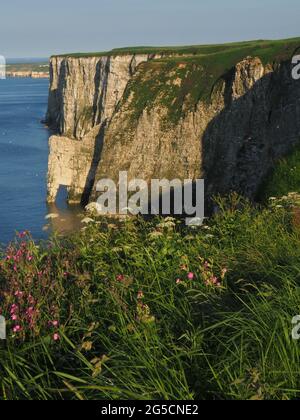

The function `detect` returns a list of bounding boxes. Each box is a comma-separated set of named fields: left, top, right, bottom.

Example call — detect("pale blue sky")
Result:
left=1, top=0, right=300, bottom=58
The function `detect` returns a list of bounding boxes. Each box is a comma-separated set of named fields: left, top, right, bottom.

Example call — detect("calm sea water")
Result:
left=0, top=78, right=82, bottom=245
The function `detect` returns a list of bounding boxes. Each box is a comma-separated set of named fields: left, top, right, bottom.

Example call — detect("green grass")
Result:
left=259, top=145, right=300, bottom=202
left=1, top=194, right=300, bottom=400
left=54, top=37, right=300, bottom=58
left=51, top=37, right=300, bottom=128
left=112, top=37, right=300, bottom=127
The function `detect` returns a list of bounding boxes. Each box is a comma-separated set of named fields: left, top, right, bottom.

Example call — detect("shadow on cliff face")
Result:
left=46, top=60, right=67, bottom=133
left=92, top=58, right=111, bottom=126
left=201, top=55, right=300, bottom=211
left=80, top=59, right=111, bottom=205
left=81, top=123, right=106, bottom=206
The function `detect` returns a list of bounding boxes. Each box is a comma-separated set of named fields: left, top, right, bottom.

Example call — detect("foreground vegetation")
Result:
left=1, top=191, right=300, bottom=400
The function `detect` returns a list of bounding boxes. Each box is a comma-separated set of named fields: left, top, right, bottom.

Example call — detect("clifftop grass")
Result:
left=115, top=37, right=300, bottom=126
left=53, top=37, right=300, bottom=58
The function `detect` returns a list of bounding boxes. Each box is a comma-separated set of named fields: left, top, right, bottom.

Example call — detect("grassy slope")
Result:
left=1, top=194, right=300, bottom=400
left=55, top=37, right=300, bottom=58
left=122, top=37, right=300, bottom=125
left=52, top=38, right=300, bottom=126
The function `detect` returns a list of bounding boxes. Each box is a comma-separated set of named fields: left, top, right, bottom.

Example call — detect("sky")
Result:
left=1, top=0, right=300, bottom=58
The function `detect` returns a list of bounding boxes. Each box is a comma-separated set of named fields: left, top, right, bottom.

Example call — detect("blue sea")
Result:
left=0, top=78, right=82, bottom=245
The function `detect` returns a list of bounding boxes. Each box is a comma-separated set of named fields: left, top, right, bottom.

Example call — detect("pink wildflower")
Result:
left=187, top=272, right=195, bottom=280
left=26, top=307, right=35, bottom=316
left=53, top=333, right=60, bottom=342
left=13, top=325, right=22, bottom=333
left=10, top=304, right=18, bottom=314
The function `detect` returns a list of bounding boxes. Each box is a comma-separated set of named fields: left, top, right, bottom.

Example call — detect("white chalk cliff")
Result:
left=46, top=44, right=300, bottom=205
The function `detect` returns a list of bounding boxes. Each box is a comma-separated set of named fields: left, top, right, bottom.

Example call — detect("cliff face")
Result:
left=46, top=44, right=300, bottom=206
left=46, top=54, right=157, bottom=139
left=203, top=59, right=300, bottom=199
left=92, top=57, right=300, bottom=201
left=46, top=53, right=160, bottom=202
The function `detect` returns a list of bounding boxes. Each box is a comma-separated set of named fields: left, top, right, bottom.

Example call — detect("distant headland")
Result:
left=6, top=61, right=49, bottom=78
